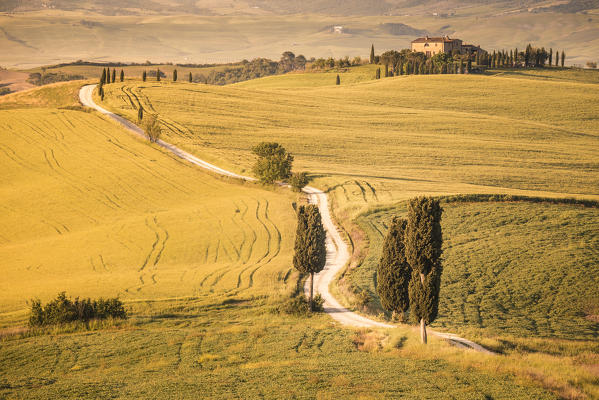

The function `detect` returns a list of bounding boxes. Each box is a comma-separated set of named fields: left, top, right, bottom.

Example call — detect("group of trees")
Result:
left=377, top=197, right=443, bottom=343
left=29, top=292, right=127, bottom=327
left=310, top=56, right=362, bottom=71
left=99, top=67, right=124, bottom=85
left=369, top=43, right=568, bottom=79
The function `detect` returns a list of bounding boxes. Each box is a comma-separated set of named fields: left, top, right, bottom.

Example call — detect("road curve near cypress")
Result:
left=79, top=84, right=494, bottom=354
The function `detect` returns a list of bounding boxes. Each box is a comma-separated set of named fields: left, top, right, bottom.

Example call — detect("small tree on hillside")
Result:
left=370, top=44, right=375, bottom=64
left=111, top=69, right=116, bottom=83
left=251, top=142, right=293, bottom=184
left=173, top=69, right=178, bottom=82
left=289, top=172, right=309, bottom=192
left=156, top=69, right=161, bottom=81
left=336, top=74, right=340, bottom=85
left=99, top=85, right=104, bottom=101
left=100, top=69, right=106, bottom=85
left=189, top=72, right=193, bottom=82
left=142, top=70, right=147, bottom=82
left=106, top=67, right=111, bottom=83
left=561, top=51, right=565, bottom=67
left=137, top=107, right=143, bottom=123
left=143, top=113, right=161, bottom=143
left=377, top=217, right=411, bottom=320
left=293, top=205, right=326, bottom=310
left=549, top=48, right=553, bottom=66
left=120, top=69, right=124, bottom=82
left=405, top=197, right=443, bottom=344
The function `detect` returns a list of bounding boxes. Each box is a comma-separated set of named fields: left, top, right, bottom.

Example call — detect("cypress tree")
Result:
left=106, top=67, right=110, bottom=83
left=377, top=217, right=411, bottom=317
left=188, top=72, right=192, bottom=82
left=405, top=197, right=443, bottom=344
left=370, top=44, right=375, bottom=64
left=335, top=74, right=340, bottom=85
left=375, top=68, right=381, bottom=79
left=398, top=61, right=403, bottom=75
left=561, top=51, right=565, bottom=67
left=111, top=69, right=115, bottom=83
left=100, top=69, right=106, bottom=85
left=556, top=51, right=560, bottom=66
left=173, top=69, right=178, bottom=82
left=156, top=69, right=161, bottom=81
left=467, top=57, right=472, bottom=73
left=120, top=69, right=124, bottom=82
left=142, top=70, right=147, bottom=82
left=293, top=205, right=327, bottom=310
left=384, top=63, right=389, bottom=77
left=549, top=48, right=553, bottom=66
left=137, top=107, right=143, bottom=123
left=100, top=86, right=104, bottom=101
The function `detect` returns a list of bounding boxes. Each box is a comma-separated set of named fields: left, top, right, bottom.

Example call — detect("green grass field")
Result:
left=353, top=198, right=599, bottom=340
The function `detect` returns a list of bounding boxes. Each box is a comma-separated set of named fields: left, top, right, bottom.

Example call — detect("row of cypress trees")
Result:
left=140, top=69, right=193, bottom=83
left=377, top=197, right=443, bottom=344
left=99, top=67, right=124, bottom=85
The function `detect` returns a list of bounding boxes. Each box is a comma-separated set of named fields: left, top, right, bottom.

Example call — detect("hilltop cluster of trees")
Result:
left=370, top=43, right=568, bottom=79
left=310, top=56, right=363, bottom=70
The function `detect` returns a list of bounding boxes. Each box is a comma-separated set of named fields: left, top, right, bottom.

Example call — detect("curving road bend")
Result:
left=80, top=84, right=494, bottom=354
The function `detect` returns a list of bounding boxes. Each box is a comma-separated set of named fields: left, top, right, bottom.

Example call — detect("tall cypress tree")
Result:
left=120, top=69, right=124, bottom=82
left=377, top=217, right=411, bottom=317
left=549, top=48, right=553, bottom=66
left=293, top=205, right=327, bottom=310
left=405, top=197, right=443, bottom=344
left=370, top=44, right=375, bottom=64
left=173, top=69, right=178, bottom=82
left=335, top=74, right=340, bottom=85
left=106, top=67, right=110, bottom=83
left=137, top=107, right=143, bottom=123
left=561, top=51, right=565, bottom=67
left=556, top=51, right=560, bottom=66
left=188, top=72, right=192, bottom=83
left=142, top=70, right=147, bottom=82
left=100, top=69, right=106, bottom=85
left=156, top=69, right=161, bottom=81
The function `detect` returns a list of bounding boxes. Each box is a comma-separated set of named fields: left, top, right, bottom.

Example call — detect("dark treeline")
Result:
left=27, top=71, right=85, bottom=86
left=370, top=43, right=567, bottom=78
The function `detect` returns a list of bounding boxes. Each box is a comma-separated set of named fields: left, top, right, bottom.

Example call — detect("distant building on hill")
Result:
left=411, top=36, right=486, bottom=57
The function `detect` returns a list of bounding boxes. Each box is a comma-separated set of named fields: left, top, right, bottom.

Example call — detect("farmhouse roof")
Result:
left=411, top=35, right=456, bottom=43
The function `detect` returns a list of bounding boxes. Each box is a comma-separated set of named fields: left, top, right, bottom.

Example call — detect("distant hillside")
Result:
left=1, top=0, right=553, bottom=16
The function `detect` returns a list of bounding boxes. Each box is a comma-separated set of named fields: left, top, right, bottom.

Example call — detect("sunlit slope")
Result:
left=101, top=73, right=599, bottom=217
left=0, top=105, right=296, bottom=315
left=355, top=199, right=599, bottom=340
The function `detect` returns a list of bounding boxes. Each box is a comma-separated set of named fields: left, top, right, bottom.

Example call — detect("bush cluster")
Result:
left=277, top=294, right=324, bottom=316
left=27, top=72, right=85, bottom=86
left=29, top=292, right=127, bottom=327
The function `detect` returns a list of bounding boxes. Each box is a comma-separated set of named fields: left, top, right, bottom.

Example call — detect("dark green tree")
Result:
left=549, top=48, right=553, bottom=66
left=137, top=106, right=143, bottom=123
left=561, top=50, right=565, bottom=67
left=120, top=69, right=124, bottom=82
left=370, top=44, right=375, bottom=64
left=142, top=70, right=147, bottom=82
left=336, top=74, right=340, bottom=85
left=375, top=68, right=381, bottom=79
left=377, top=217, right=411, bottom=318
left=106, top=67, right=111, bottom=83
left=100, top=69, right=106, bottom=85
left=289, top=171, right=309, bottom=192
left=173, top=69, right=178, bottom=82
left=188, top=72, right=192, bottom=82
left=251, top=142, right=293, bottom=183
left=156, top=69, right=161, bottom=82
left=405, top=197, right=443, bottom=344
left=293, top=205, right=326, bottom=310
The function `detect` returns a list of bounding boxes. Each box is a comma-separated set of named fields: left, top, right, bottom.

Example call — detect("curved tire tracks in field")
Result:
left=80, top=84, right=494, bottom=354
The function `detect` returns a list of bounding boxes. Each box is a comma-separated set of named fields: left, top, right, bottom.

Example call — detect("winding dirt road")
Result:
left=80, top=84, right=494, bottom=354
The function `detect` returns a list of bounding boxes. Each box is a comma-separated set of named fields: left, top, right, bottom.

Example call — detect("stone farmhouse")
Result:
left=411, top=36, right=486, bottom=57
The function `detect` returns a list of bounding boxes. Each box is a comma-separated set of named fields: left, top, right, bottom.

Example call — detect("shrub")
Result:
left=143, top=113, right=161, bottom=143
left=586, top=61, right=597, bottom=69
left=289, top=172, right=309, bottom=192
left=29, top=292, right=127, bottom=327
left=277, top=294, right=324, bottom=316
